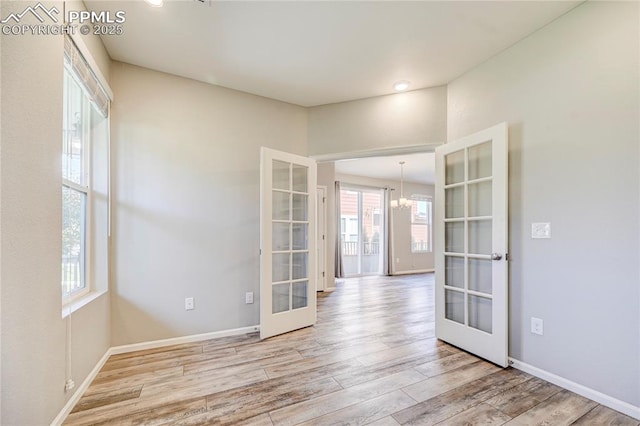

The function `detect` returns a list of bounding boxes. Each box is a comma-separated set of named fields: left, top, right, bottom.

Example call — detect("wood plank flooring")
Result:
left=65, top=274, right=638, bottom=425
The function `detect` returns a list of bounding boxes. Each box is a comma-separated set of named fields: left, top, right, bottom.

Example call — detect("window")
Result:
left=411, top=195, right=432, bottom=253
left=62, top=37, right=110, bottom=302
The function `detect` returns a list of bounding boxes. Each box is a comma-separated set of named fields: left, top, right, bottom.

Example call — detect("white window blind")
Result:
left=64, top=36, right=109, bottom=117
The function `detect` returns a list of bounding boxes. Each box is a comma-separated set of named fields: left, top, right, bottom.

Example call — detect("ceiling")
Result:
left=86, top=0, right=580, bottom=107
left=335, top=153, right=435, bottom=185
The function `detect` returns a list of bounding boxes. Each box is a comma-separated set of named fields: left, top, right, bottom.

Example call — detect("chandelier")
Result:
left=391, top=161, right=412, bottom=209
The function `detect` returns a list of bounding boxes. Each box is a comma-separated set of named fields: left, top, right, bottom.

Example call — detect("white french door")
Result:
left=435, top=123, right=509, bottom=367
left=260, top=147, right=317, bottom=340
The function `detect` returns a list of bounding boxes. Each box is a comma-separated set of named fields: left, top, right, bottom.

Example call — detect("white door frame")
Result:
left=317, top=185, right=327, bottom=292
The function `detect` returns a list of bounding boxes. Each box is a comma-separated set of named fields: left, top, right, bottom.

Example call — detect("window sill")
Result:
left=62, top=289, right=107, bottom=318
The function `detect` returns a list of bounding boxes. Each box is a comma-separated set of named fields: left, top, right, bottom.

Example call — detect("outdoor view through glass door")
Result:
left=339, top=186, right=384, bottom=276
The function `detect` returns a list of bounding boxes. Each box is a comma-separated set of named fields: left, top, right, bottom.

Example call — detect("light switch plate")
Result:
left=531, top=317, right=544, bottom=335
left=185, top=297, right=194, bottom=310
left=531, top=222, right=551, bottom=239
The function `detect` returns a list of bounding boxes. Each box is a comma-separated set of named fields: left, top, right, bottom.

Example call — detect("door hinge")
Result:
left=322, top=272, right=325, bottom=277
left=505, top=253, right=509, bottom=261
left=323, top=197, right=326, bottom=203
left=259, top=249, right=262, bottom=255
left=322, top=234, right=325, bottom=240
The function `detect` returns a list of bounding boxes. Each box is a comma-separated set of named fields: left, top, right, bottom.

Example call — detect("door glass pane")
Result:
left=292, top=252, right=308, bottom=280
left=468, top=220, right=491, bottom=255
left=292, top=223, right=308, bottom=250
left=273, top=160, right=290, bottom=190
left=468, top=141, right=492, bottom=180
left=469, top=295, right=492, bottom=333
left=272, top=283, right=290, bottom=314
left=292, top=281, right=308, bottom=309
left=469, top=258, right=492, bottom=294
left=292, top=194, right=308, bottom=221
left=445, top=222, right=464, bottom=253
left=272, top=191, right=290, bottom=221
left=445, top=186, right=464, bottom=218
left=445, top=289, right=464, bottom=324
left=292, top=165, right=308, bottom=193
left=445, top=150, right=465, bottom=184
left=445, top=256, right=464, bottom=289
left=468, top=181, right=492, bottom=217
left=272, top=253, right=290, bottom=282
left=272, top=222, right=290, bottom=251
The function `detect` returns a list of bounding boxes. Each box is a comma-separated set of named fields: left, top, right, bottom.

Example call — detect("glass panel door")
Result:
left=435, top=123, right=508, bottom=367
left=261, top=148, right=317, bottom=340
left=339, top=186, right=384, bottom=276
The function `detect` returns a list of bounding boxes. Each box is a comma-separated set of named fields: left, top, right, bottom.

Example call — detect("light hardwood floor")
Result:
left=65, top=274, right=639, bottom=425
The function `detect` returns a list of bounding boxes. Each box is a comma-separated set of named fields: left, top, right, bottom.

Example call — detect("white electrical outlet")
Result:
left=245, top=292, right=254, bottom=304
left=65, top=379, right=75, bottom=391
left=185, top=297, right=194, bottom=310
left=531, top=317, right=544, bottom=335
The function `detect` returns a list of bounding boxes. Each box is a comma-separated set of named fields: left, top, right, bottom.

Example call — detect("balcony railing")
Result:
left=412, top=241, right=431, bottom=252
left=341, top=241, right=380, bottom=256
left=62, top=255, right=83, bottom=295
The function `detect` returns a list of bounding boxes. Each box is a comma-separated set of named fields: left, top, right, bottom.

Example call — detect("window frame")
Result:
left=410, top=195, right=433, bottom=254
left=62, top=69, right=94, bottom=302
left=61, top=35, right=111, bottom=307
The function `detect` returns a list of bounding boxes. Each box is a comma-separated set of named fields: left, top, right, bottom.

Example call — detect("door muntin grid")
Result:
left=443, top=141, right=494, bottom=334
left=271, top=160, right=309, bottom=314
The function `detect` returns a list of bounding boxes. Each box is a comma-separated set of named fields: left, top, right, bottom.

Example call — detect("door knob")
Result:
left=491, top=253, right=503, bottom=261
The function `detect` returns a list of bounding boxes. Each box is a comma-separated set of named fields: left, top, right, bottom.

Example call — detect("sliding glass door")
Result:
left=339, top=186, right=384, bottom=276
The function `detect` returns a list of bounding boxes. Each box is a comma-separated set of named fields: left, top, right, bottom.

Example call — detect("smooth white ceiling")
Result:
left=335, top=153, right=436, bottom=185
left=87, top=0, right=580, bottom=107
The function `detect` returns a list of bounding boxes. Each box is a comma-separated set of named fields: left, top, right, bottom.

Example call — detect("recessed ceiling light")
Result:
left=393, top=81, right=410, bottom=92
left=144, top=0, right=163, bottom=7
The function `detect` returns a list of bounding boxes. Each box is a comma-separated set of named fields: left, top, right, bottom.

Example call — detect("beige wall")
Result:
left=109, top=62, right=308, bottom=345
left=448, top=1, right=639, bottom=406
left=308, top=86, right=447, bottom=157
left=0, top=1, right=112, bottom=424
left=336, top=174, right=435, bottom=274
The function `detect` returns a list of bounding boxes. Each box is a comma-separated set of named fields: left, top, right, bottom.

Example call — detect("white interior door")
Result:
left=435, top=122, right=508, bottom=367
left=260, top=147, right=317, bottom=340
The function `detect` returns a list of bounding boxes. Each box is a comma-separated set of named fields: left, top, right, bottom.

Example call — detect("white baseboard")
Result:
left=392, top=269, right=434, bottom=275
left=509, top=358, right=640, bottom=420
left=50, top=350, right=111, bottom=426
left=51, top=325, right=260, bottom=425
left=110, top=325, right=260, bottom=355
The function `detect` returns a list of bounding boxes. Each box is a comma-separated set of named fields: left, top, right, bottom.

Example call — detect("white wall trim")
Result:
left=50, top=350, right=111, bottom=426
left=393, top=269, right=435, bottom=275
left=110, top=325, right=260, bottom=355
left=51, top=325, right=260, bottom=425
left=509, top=358, right=640, bottom=421
left=311, top=143, right=442, bottom=163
